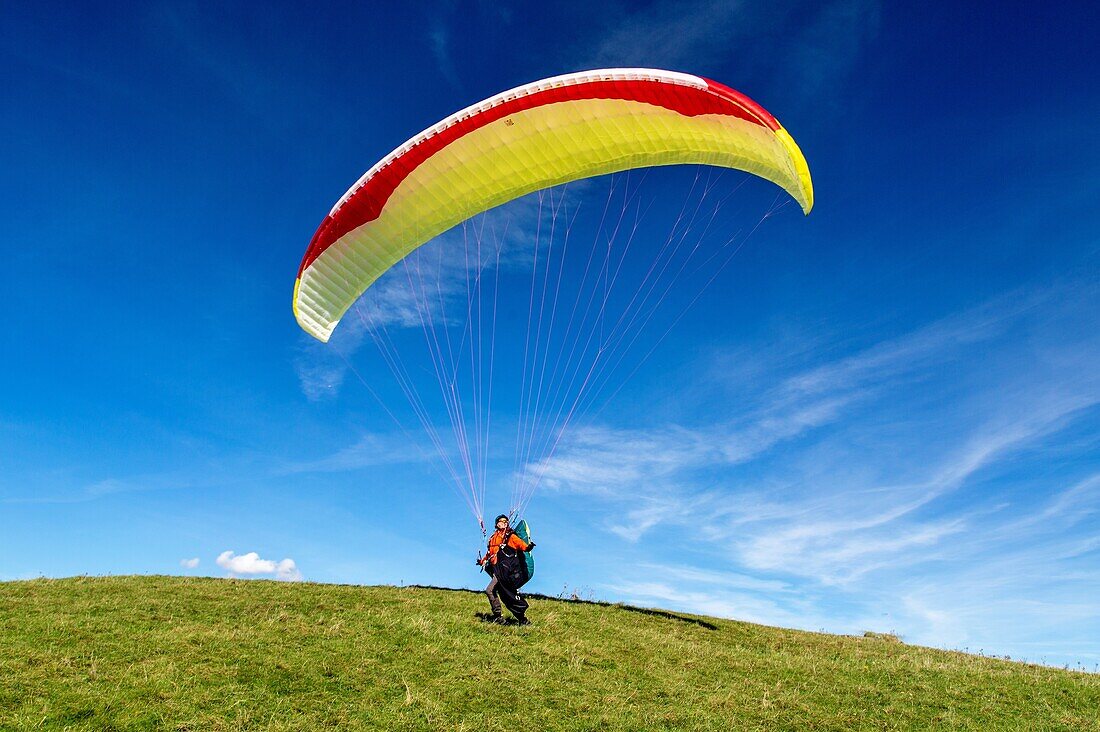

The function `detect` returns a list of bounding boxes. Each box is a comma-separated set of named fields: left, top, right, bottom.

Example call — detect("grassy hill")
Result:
left=1, top=576, right=1096, bottom=730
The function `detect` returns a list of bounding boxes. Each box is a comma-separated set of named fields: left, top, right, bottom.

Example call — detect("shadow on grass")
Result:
left=613, top=604, right=718, bottom=630
left=473, top=612, right=532, bottom=626
left=409, top=584, right=717, bottom=631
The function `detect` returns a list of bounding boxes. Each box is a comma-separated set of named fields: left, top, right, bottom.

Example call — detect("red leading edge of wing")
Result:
left=297, top=76, right=780, bottom=277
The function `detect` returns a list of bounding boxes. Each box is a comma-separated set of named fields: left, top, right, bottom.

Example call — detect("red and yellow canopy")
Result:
left=294, top=68, right=813, bottom=342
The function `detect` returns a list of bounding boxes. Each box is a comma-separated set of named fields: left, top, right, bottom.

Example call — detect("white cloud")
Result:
left=526, top=279, right=1100, bottom=618
left=274, top=558, right=304, bottom=582
left=531, top=276, right=1100, bottom=666
left=779, top=0, right=882, bottom=103
left=350, top=188, right=559, bottom=331
left=428, top=17, right=461, bottom=92
left=525, top=293, right=1044, bottom=502
left=535, top=281, right=1097, bottom=489
left=636, top=562, right=793, bottom=594
left=293, top=350, right=349, bottom=402
left=216, top=551, right=303, bottom=582
left=766, top=292, right=1046, bottom=423
left=217, top=550, right=274, bottom=574
left=576, top=0, right=879, bottom=109
left=587, top=0, right=760, bottom=68
left=605, top=575, right=819, bottom=631
left=277, top=432, right=427, bottom=474
left=293, top=189, right=552, bottom=402
left=1039, top=473, right=1100, bottom=523
left=180, top=557, right=200, bottom=569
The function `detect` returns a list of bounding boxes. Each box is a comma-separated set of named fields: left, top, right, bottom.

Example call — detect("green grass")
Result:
left=1, top=576, right=1096, bottom=730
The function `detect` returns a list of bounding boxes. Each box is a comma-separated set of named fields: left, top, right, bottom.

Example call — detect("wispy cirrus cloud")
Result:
left=604, top=562, right=821, bottom=630
left=276, top=432, right=428, bottom=474
left=3, top=472, right=204, bottom=505
left=530, top=287, right=1056, bottom=502
left=585, top=0, right=769, bottom=69
left=777, top=0, right=881, bottom=102
left=573, top=0, right=879, bottom=109
left=527, top=277, right=1100, bottom=663
left=427, top=16, right=462, bottom=92
left=733, top=390, right=1099, bottom=580
left=292, top=188, right=558, bottom=402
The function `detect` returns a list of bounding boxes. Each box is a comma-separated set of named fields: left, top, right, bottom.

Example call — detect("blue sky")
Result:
left=2, top=1, right=1098, bottom=669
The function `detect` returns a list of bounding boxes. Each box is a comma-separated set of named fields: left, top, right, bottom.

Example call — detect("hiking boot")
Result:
left=516, top=616, right=532, bottom=626
left=490, top=614, right=505, bottom=624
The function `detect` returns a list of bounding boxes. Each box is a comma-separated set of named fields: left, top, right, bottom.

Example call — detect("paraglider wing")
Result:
left=294, top=68, right=814, bottom=343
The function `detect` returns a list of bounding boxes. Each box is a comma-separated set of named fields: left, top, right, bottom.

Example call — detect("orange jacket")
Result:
left=482, top=529, right=529, bottom=566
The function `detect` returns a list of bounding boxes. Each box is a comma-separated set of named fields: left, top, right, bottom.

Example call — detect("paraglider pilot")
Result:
left=477, top=514, right=535, bottom=624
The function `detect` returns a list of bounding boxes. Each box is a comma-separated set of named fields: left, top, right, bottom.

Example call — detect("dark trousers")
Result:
left=485, top=569, right=529, bottom=619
